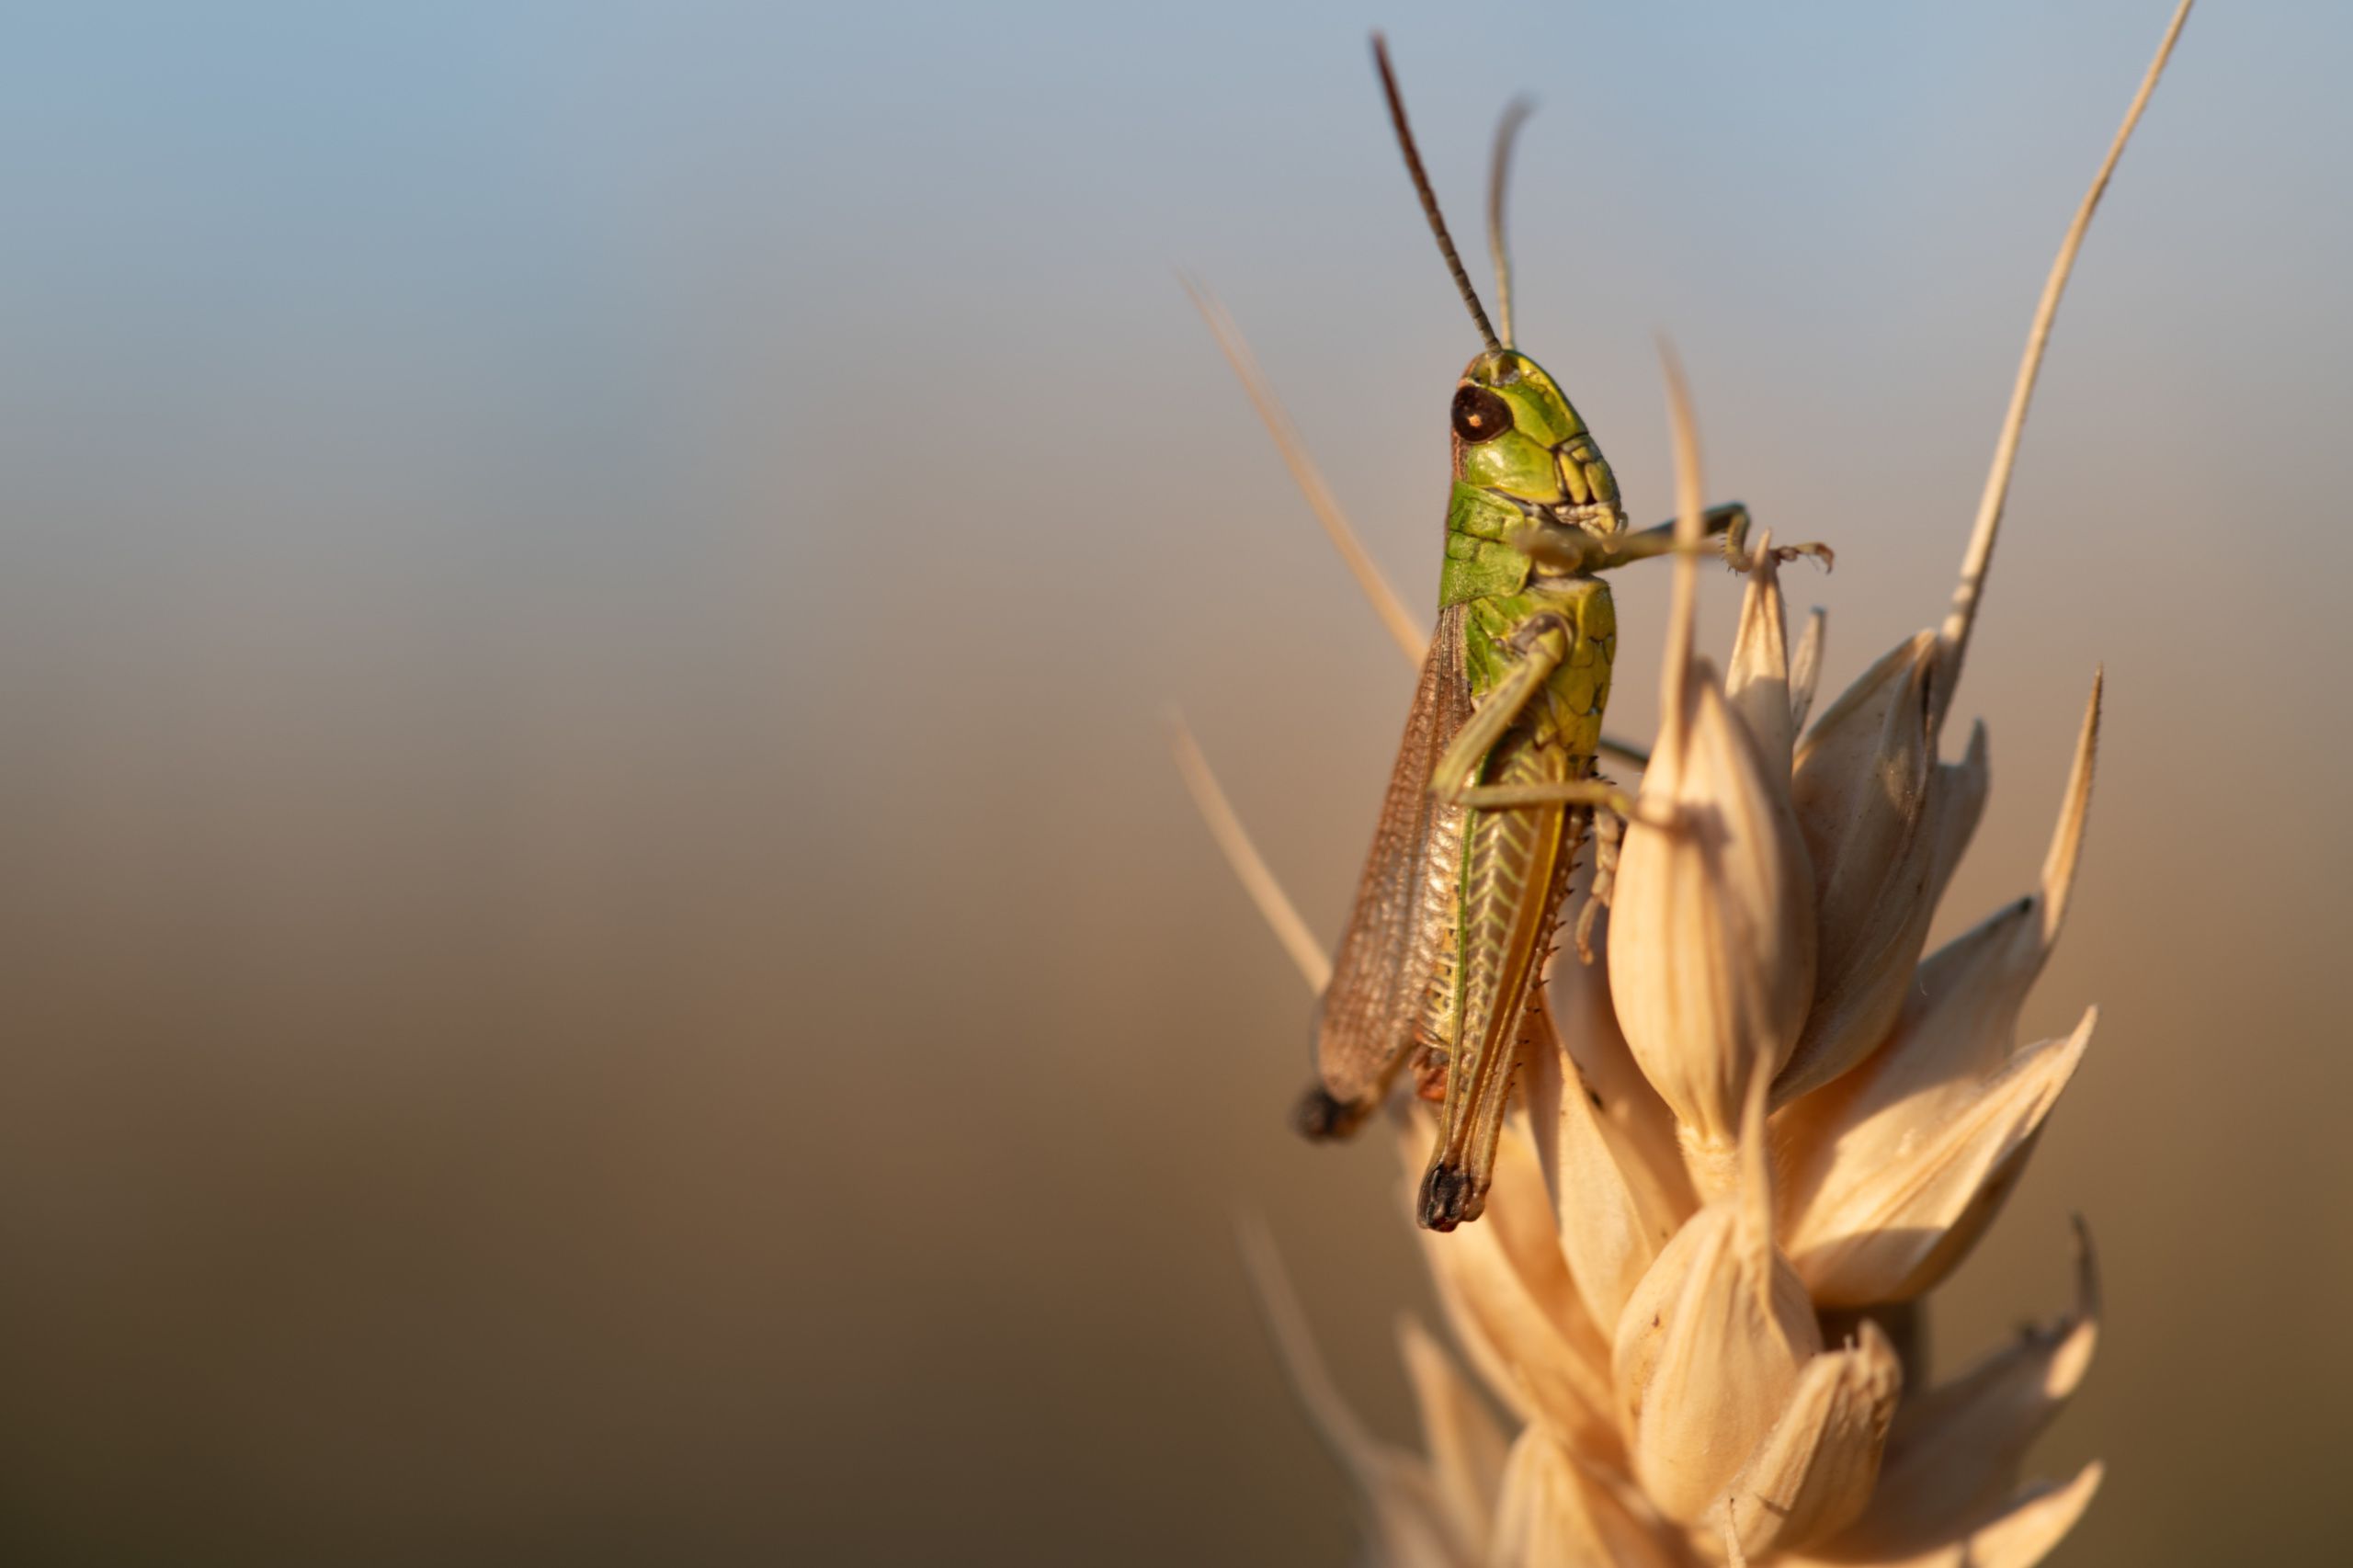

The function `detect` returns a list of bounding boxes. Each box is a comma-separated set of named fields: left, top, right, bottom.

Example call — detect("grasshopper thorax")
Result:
left=1451, top=350, right=1625, bottom=540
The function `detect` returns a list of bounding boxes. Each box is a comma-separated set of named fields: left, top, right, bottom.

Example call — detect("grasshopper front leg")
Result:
left=1436, top=664, right=1675, bottom=824
left=1512, top=501, right=1748, bottom=574
left=1517, top=503, right=1832, bottom=578
left=1428, top=615, right=1639, bottom=817
left=1607, top=501, right=1833, bottom=573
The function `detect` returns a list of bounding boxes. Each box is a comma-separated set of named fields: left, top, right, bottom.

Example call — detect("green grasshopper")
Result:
left=1298, top=39, right=1771, bottom=1231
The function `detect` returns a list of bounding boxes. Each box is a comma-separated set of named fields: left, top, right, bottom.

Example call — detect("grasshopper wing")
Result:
left=1302, top=604, right=1472, bottom=1137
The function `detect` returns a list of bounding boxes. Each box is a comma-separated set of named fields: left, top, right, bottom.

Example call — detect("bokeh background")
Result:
left=1, top=2, right=2345, bottom=1562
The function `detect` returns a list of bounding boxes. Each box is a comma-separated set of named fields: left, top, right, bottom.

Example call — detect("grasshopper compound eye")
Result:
left=1451, top=383, right=1514, bottom=444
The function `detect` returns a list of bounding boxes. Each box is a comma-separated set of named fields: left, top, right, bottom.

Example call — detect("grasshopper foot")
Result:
left=1416, top=1163, right=1485, bottom=1231
left=1292, top=1084, right=1370, bottom=1142
left=1728, top=537, right=1836, bottom=574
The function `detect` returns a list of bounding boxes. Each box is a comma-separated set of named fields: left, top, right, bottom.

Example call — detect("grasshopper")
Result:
left=1298, top=39, right=1775, bottom=1232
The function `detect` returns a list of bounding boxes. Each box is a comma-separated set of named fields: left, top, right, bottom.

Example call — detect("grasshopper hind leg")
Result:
left=1414, top=1021, right=1543, bottom=1231
left=1402, top=979, right=1552, bottom=1224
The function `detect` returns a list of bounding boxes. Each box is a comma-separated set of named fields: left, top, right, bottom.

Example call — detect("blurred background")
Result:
left=0, top=1, right=2344, bottom=1562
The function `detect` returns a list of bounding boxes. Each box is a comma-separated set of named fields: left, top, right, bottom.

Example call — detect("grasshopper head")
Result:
left=1452, top=350, right=1624, bottom=535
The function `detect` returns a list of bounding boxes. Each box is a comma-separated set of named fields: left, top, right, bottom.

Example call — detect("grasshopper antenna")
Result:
left=1485, top=97, right=1536, bottom=350
left=1371, top=34, right=1503, bottom=356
